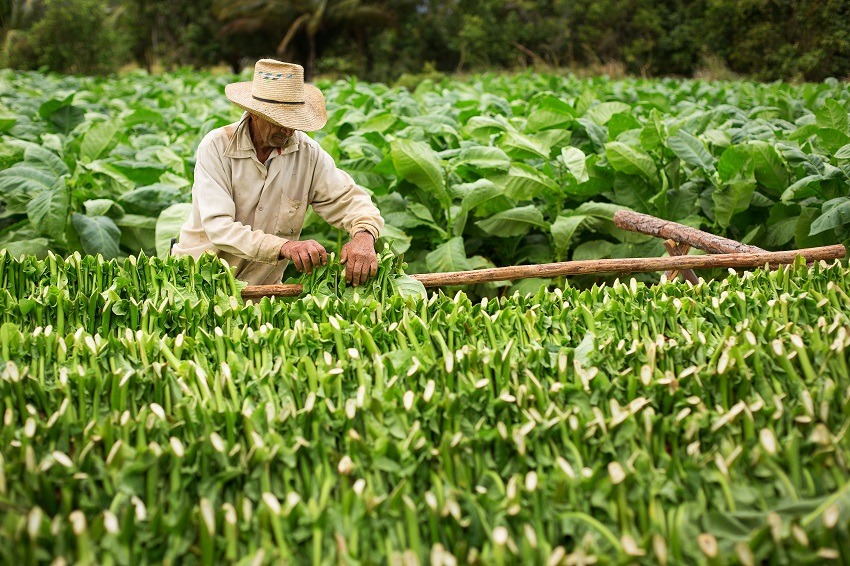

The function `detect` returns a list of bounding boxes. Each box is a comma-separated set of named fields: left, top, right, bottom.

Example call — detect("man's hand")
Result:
left=280, top=240, right=328, bottom=274
left=340, top=232, right=378, bottom=287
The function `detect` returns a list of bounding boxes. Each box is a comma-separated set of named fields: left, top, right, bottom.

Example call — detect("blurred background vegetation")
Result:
left=1, top=0, right=849, bottom=82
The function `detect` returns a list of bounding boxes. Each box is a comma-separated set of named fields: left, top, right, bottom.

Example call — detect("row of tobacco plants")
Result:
left=0, top=250, right=848, bottom=562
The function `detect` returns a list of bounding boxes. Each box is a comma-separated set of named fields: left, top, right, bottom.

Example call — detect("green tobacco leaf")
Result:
left=123, top=108, right=165, bottom=128
left=155, top=203, right=193, bottom=257
left=817, top=128, right=850, bottom=153
left=607, top=113, right=641, bottom=140
left=505, top=164, right=559, bottom=200
left=499, top=131, right=552, bottom=160
left=80, top=120, right=119, bottom=163
left=391, top=275, right=427, bottom=300
left=3, top=238, right=50, bottom=258
left=611, top=176, right=656, bottom=215
left=27, top=177, right=69, bottom=243
left=118, top=185, right=183, bottom=216
left=796, top=207, right=836, bottom=248
left=574, top=332, right=596, bottom=367
left=390, top=138, right=449, bottom=207
left=508, top=278, right=551, bottom=297
left=781, top=175, right=822, bottom=203
left=377, top=224, right=412, bottom=254
left=713, top=180, right=756, bottom=229
left=84, top=161, right=135, bottom=191
left=455, top=179, right=503, bottom=212
left=586, top=102, right=631, bottom=125
left=668, top=130, right=715, bottom=172
left=573, top=201, right=629, bottom=219
left=476, top=205, right=547, bottom=237
left=640, top=109, right=668, bottom=151
left=815, top=99, right=849, bottom=133
left=762, top=204, right=800, bottom=248
left=810, top=197, right=850, bottom=235
left=551, top=215, right=589, bottom=257
left=560, top=147, right=589, bottom=183
left=604, top=142, right=657, bottom=182
left=110, top=160, right=168, bottom=185
left=42, top=103, right=85, bottom=135
left=576, top=118, right=608, bottom=152
left=426, top=237, right=471, bottom=272
left=464, top=115, right=510, bottom=141
left=453, top=146, right=510, bottom=173
left=71, top=213, right=121, bottom=259
left=527, top=95, right=575, bottom=131
left=750, top=141, right=789, bottom=194
left=359, top=112, right=397, bottom=134
left=84, top=199, right=125, bottom=219
left=451, top=179, right=506, bottom=236
left=835, top=144, right=850, bottom=160
left=25, top=145, right=68, bottom=178
left=0, top=108, right=17, bottom=133
left=717, top=145, right=753, bottom=183
left=116, top=214, right=157, bottom=254
left=0, top=164, right=57, bottom=195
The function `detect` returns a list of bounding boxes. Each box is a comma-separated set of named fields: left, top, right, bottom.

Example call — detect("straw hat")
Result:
left=225, top=59, right=327, bottom=131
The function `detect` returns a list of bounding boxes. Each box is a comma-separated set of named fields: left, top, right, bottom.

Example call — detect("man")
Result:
left=172, top=59, right=384, bottom=287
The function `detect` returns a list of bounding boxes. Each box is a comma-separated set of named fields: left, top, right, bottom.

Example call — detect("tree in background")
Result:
left=0, top=0, right=38, bottom=68
left=122, top=0, right=275, bottom=73
left=0, top=0, right=848, bottom=81
left=2, top=0, right=123, bottom=74
left=214, top=0, right=393, bottom=80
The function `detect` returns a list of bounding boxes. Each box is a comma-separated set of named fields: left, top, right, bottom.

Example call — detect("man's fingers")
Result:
left=291, top=251, right=304, bottom=272
left=359, top=261, right=370, bottom=286
left=318, top=246, right=328, bottom=266
left=340, top=244, right=349, bottom=265
left=308, top=247, right=321, bottom=270
left=346, top=261, right=354, bottom=284
left=351, top=260, right=361, bottom=287
left=370, top=257, right=378, bottom=278
left=299, top=251, right=312, bottom=274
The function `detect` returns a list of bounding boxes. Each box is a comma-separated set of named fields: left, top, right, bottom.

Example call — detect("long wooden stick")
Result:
left=613, top=210, right=766, bottom=254
left=241, top=244, right=846, bottom=299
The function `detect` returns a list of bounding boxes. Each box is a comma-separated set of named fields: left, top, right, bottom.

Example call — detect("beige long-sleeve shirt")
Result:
left=172, top=112, right=384, bottom=285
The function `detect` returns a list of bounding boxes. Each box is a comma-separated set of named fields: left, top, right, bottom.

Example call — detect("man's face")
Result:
left=249, top=114, right=295, bottom=148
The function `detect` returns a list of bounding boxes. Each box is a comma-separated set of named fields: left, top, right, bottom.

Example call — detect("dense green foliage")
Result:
left=1, top=70, right=848, bottom=289
left=0, top=251, right=849, bottom=562
left=2, top=0, right=850, bottom=81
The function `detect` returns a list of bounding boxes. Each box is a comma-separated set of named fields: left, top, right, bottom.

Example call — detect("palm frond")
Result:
left=220, top=16, right=270, bottom=35
left=276, top=12, right=311, bottom=54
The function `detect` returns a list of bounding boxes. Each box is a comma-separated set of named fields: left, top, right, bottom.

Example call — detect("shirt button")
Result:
left=259, top=206, right=264, bottom=211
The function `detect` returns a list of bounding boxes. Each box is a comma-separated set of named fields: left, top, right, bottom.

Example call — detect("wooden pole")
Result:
left=613, top=210, right=766, bottom=254
left=241, top=244, right=846, bottom=299
left=663, top=240, right=699, bottom=284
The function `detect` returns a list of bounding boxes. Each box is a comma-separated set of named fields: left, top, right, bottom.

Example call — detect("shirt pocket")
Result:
left=277, top=197, right=305, bottom=238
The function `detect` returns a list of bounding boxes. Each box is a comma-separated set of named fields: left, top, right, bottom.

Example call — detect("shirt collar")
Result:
left=224, top=112, right=300, bottom=159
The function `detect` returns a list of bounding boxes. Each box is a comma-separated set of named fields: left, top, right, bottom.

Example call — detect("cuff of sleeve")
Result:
left=257, top=234, right=288, bottom=264
left=350, top=223, right=380, bottom=241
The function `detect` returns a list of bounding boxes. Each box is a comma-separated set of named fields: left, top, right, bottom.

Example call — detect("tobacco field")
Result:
left=1, top=69, right=850, bottom=563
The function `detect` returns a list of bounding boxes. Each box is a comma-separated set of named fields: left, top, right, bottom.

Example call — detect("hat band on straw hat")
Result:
left=251, top=95, right=305, bottom=105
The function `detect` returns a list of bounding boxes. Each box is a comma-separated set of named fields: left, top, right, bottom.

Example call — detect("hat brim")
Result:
left=225, top=81, right=328, bottom=131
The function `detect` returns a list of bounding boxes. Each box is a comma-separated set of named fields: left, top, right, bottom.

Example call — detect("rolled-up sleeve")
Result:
left=308, top=149, right=384, bottom=240
left=194, top=139, right=287, bottom=264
